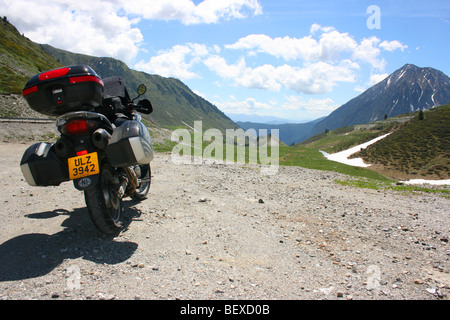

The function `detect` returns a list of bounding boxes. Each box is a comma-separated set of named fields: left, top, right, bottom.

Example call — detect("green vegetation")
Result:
left=278, top=145, right=391, bottom=181
left=298, top=119, right=401, bottom=153
left=356, top=105, right=450, bottom=179
left=0, top=18, right=62, bottom=94
left=335, top=178, right=449, bottom=198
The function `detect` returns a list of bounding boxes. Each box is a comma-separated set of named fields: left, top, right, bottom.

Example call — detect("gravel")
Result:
left=0, top=142, right=448, bottom=300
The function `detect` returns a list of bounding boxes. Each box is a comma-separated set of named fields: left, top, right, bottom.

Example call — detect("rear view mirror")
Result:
left=137, top=84, right=147, bottom=95
left=136, top=99, right=152, bottom=114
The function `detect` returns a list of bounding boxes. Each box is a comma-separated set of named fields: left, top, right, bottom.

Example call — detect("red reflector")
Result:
left=76, top=150, right=88, bottom=156
left=22, top=85, right=38, bottom=96
left=38, top=67, right=70, bottom=81
left=65, top=119, right=89, bottom=135
left=69, top=75, right=103, bottom=86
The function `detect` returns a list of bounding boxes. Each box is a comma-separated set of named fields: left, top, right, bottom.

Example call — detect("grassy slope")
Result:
left=356, top=104, right=450, bottom=179
left=0, top=19, right=62, bottom=94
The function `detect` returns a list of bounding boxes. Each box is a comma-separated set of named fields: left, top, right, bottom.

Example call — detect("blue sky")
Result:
left=1, top=0, right=449, bottom=123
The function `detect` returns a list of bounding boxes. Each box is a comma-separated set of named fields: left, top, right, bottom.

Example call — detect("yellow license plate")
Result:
left=68, top=152, right=99, bottom=180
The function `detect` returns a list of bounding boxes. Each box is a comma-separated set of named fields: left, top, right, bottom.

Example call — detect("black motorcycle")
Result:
left=20, top=65, right=154, bottom=234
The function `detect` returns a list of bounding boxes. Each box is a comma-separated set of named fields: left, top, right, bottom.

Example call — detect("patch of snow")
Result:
left=402, top=179, right=450, bottom=186
left=321, top=133, right=392, bottom=168
left=320, top=134, right=450, bottom=185
left=397, top=69, right=407, bottom=81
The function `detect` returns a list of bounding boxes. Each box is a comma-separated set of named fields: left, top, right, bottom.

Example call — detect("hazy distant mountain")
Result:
left=309, top=64, right=450, bottom=137
left=228, top=113, right=309, bottom=124
left=237, top=117, right=325, bottom=145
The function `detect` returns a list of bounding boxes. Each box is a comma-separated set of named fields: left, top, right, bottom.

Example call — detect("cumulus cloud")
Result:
left=0, top=0, right=262, bottom=64
left=135, top=43, right=209, bottom=80
left=0, top=0, right=143, bottom=64
left=121, top=0, right=262, bottom=24
left=225, top=24, right=407, bottom=71
left=379, top=40, right=408, bottom=52
left=204, top=55, right=358, bottom=94
left=369, top=73, right=389, bottom=86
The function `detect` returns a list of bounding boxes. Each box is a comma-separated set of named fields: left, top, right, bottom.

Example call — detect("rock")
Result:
left=199, top=198, right=207, bottom=202
left=258, top=199, right=264, bottom=204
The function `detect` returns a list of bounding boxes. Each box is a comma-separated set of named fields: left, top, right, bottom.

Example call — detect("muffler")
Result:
left=92, top=128, right=111, bottom=150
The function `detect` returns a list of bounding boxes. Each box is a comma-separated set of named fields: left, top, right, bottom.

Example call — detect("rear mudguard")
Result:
left=73, top=174, right=100, bottom=191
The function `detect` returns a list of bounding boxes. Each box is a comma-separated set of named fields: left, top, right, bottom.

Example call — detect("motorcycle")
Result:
left=20, top=65, right=154, bottom=235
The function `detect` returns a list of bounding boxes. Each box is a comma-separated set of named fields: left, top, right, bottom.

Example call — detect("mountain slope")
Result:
left=309, top=64, right=450, bottom=137
left=39, top=44, right=238, bottom=131
left=355, top=104, right=450, bottom=180
left=0, top=18, right=62, bottom=94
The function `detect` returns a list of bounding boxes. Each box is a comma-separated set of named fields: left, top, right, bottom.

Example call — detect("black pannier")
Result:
left=20, top=142, right=69, bottom=186
left=22, top=65, right=104, bottom=116
left=106, top=120, right=154, bottom=167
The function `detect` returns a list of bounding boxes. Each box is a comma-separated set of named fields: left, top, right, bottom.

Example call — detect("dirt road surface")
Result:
left=0, top=142, right=448, bottom=300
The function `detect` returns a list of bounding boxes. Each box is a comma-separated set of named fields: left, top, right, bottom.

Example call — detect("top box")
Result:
left=22, top=65, right=104, bottom=117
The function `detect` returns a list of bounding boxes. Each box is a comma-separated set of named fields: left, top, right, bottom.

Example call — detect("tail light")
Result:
left=64, top=119, right=90, bottom=135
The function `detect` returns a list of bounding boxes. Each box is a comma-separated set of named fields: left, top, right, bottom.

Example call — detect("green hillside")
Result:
left=38, top=44, right=238, bottom=132
left=0, top=18, right=62, bottom=94
left=297, top=114, right=411, bottom=153
left=355, top=104, right=450, bottom=179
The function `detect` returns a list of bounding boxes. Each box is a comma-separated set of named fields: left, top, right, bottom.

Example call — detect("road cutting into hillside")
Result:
left=0, top=142, right=448, bottom=300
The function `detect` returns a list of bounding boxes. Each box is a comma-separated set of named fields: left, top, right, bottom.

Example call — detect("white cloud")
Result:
left=212, top=97, right=275, bottom=116
left=0, top=0, right=262, bottom=64
left=0, top=0, right=143, bottom=64
left=212, top=95, right=337, bottom=120
left=282, top=96, right=337, bottom=115
left=204, top=55, right=358, bottom=94
left=225, top=34, right=321, bottom=61
left=369, top=73, right=389, bottom=86
left=379, top=40, right=408, bottom=52
left=120, top=0, right=262, bottom=25
left=135, top=43, right=209, bottom=80
left=351, top=36, right=385, bottom=71
left=225, top=25, right=407, bottom=71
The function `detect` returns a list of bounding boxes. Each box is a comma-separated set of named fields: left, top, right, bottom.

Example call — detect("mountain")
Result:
left=237, top=117, right=325, bottom=146
left=38, top=44, right=238, bottom=131
left=227, top=113, right=307, bottom=124
left=309, top=64, right=450, bottom=138
left=0, top=19, right=237, bottom=132
left=0, top=18, right=62, bottom=94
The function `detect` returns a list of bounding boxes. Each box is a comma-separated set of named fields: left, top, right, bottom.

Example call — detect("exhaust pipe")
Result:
left=92, top=128, right=111, bottom=150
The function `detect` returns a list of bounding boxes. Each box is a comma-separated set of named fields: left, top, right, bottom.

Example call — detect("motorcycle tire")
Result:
left=131, top=164, right=151, bottom=201
left=84, top=162, right=123, bottom=235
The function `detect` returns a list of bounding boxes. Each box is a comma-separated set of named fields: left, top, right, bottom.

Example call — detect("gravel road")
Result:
left=0, top=142, right=448, bottom=300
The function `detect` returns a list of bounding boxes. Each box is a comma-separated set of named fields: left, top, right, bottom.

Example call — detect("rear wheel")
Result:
left=85, top=163, right=123, bottom=235
left=130, top=164, right=151, bottom=201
